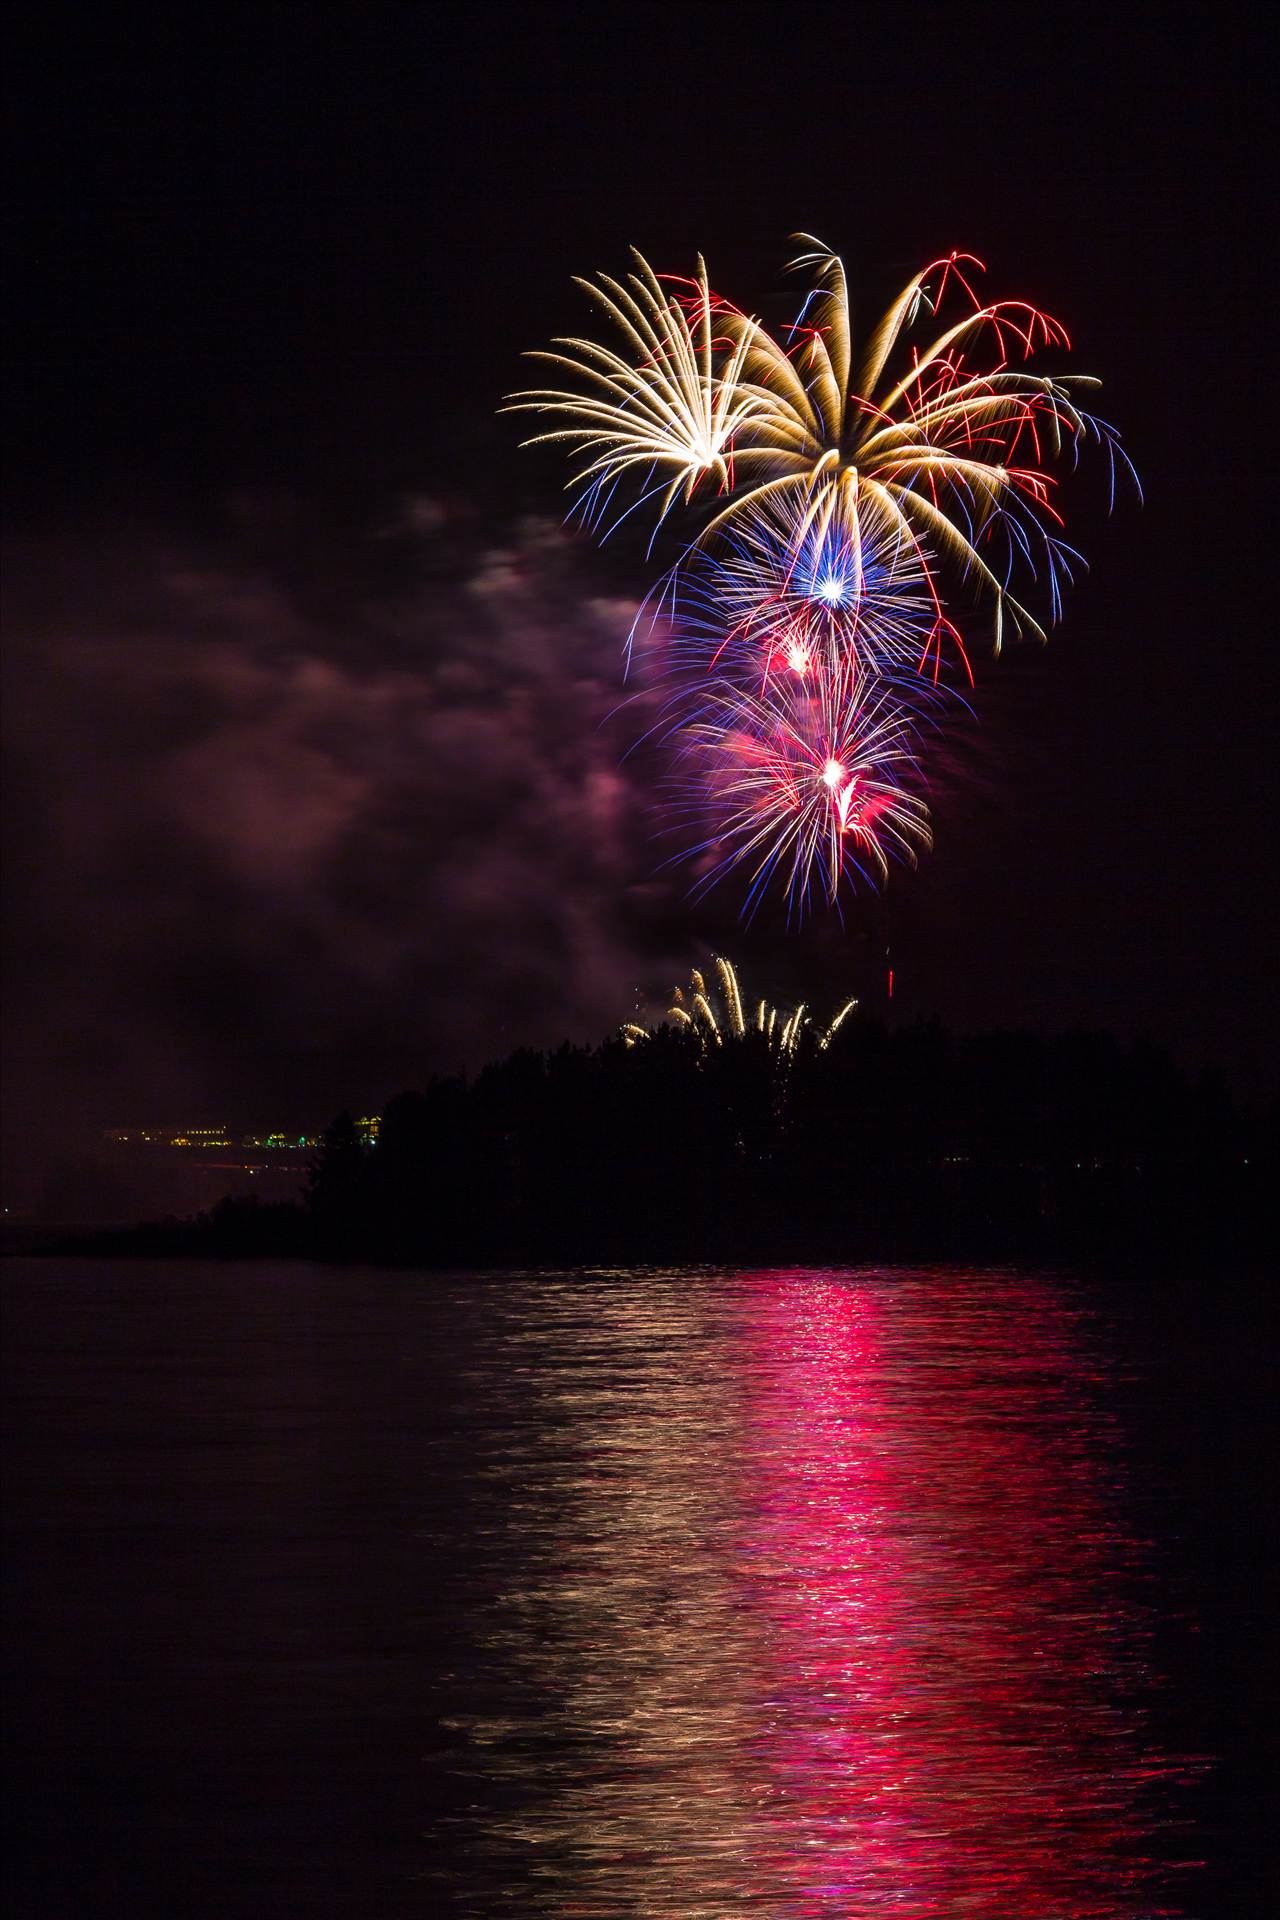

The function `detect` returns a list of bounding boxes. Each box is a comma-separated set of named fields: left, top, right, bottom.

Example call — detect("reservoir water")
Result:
left=3, top=1261, right=1273, bottom=1916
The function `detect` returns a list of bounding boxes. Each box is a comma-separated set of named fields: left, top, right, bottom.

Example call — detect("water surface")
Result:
left=3, top=1262, right=1268, bottom=1916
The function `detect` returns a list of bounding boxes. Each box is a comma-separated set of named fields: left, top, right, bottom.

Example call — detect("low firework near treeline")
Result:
left=509, top=238, right=1137, bottom=918
left=622, top=956, right=857, bottom=1057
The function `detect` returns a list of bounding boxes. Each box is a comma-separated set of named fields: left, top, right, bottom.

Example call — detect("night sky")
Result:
left=4, top=0, right=1277, bottom=1209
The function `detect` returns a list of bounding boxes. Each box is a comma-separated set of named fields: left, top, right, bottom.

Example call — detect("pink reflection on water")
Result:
left=737, top=1271, right=1177, bottom=1917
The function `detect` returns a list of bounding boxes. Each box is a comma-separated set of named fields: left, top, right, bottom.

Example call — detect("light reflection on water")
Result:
left=3, top=1262, right=1205, bottom=1917
left=440, top=1269, right=1188, bottom=1917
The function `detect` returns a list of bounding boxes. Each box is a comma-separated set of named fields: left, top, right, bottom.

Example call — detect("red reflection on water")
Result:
left=736, top=1271, right=1176, bottom=1917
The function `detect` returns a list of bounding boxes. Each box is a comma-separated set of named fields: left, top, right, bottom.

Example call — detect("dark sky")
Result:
left=4, top=0, right=1277, bottom=1205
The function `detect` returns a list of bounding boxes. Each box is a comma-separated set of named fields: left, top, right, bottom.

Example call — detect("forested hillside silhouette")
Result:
left=57, top=1018, right=1272, bottom=1265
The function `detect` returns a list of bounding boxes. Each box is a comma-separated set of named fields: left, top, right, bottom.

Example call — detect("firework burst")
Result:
left=509, top=237, right=1134, bottom=915
left=659, top=481, right=953, bottom=688
left=662, top=648, right=934, bottom=917
left=622, top=957, right=857, bottom=1057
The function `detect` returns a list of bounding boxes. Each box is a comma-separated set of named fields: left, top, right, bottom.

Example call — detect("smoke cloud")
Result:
left=2, top=503, right=689, bottom=1204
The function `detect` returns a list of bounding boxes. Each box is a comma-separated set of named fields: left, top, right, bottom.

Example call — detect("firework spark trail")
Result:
left=506, top=254, right=769, bottom=541
left=509, top=237, right=1134, bottom=916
